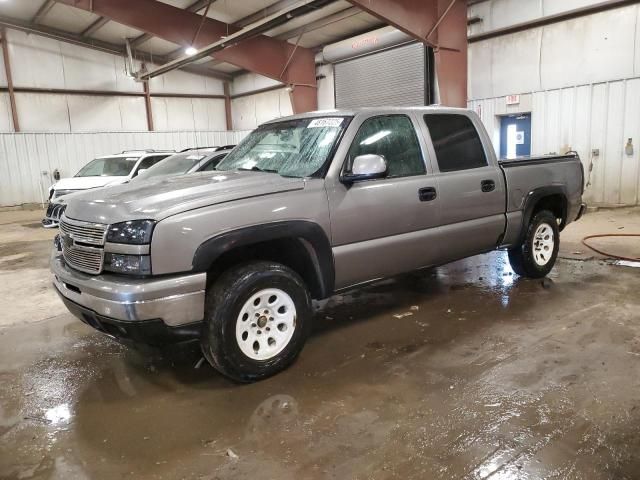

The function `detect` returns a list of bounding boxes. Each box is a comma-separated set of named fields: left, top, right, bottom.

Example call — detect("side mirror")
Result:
left=137, top=169, right=147, bottom=175
left=341, top=154, right=388, bottom=184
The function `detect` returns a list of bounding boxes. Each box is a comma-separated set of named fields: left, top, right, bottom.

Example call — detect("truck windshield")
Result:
left=215, top=117, right=348, bottom=177
left=75, top=157, right=138, bottom=177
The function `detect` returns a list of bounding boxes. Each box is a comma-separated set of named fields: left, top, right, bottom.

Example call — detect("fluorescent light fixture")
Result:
left=185, top=46, right=198, bottom=56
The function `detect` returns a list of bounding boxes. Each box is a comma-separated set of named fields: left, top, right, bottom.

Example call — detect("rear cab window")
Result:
left=423, top=114, right=487, bottom=172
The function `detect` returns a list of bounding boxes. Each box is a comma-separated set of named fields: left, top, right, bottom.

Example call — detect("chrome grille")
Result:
left=62, top=244, right=103, bottom=274
left=45, top=203, right=66, bottom=221
left=60, top=218, right=107, bottom=246
left=60, top=217, right=107, bottom=274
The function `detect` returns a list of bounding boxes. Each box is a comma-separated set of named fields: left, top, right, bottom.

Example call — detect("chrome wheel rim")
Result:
left=235, top=288, right=296, bottom=361
left=532, top=222, right=554, bottom=266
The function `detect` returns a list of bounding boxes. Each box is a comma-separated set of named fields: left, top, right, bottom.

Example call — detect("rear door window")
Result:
left=423, top=114, right=487, bottom=172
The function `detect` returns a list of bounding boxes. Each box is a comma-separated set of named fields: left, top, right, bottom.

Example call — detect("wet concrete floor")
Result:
left=2, top=249, right=640, bottom=479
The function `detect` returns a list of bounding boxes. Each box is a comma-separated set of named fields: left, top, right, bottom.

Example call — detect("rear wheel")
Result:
left=201, top=261, right=312, bottom=382
left=508, top=210, right=559, bottom=278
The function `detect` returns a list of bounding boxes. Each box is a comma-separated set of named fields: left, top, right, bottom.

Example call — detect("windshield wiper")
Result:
left=238, top=166, right=279, bottom=174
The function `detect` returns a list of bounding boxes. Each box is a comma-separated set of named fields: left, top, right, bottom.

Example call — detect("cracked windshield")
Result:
left=215, top=117, right=348, bottom=177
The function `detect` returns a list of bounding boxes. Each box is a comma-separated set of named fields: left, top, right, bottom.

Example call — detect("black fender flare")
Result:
left=517, top=185, right=568, bottom=243
left=192, top=221, right=335, bottom=298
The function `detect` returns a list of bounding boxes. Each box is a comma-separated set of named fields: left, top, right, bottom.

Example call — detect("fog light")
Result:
left=104, top=253, right=151, bottom=275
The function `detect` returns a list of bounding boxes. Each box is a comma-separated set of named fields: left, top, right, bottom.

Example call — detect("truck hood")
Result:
left=53, top=176, right=128, bottom=191
left=62, top=171, right=306, bottom=224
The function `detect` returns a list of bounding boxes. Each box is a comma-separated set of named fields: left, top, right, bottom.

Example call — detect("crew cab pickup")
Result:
left=51, top=107, right=586, bottom=382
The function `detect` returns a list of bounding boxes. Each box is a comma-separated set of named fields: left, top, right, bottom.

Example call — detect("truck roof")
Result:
left=264, top=106, right=472, bottom=124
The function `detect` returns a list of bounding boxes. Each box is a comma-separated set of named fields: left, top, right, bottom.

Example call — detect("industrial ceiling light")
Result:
left=185, top=46, right=198, bottom=56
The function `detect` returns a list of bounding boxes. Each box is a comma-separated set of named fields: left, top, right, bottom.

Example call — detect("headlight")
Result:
left=53, top=189, right=78, bottom=198
left=106, top=220, right=155, bottom=244
left=104, top=253, right=151, bottom=275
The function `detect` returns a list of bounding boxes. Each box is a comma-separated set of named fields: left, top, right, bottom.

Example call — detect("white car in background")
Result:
left=42, top=150, right=173, bottom=227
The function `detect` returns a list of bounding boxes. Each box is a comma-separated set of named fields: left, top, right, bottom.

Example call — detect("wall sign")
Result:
left=506, top=94, right=520, bottom=105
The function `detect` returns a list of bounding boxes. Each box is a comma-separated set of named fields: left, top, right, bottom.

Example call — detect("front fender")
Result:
left=192, top=220, right=335, bottom=298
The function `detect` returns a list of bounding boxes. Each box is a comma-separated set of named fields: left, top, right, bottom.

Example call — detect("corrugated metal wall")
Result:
left=0, top=29, right=228, bottom=133
left=468, top=2, right=640, bottom=206
left=469, top=79, right=640, bottom=206
left=0, top=130, right=250, bottom=207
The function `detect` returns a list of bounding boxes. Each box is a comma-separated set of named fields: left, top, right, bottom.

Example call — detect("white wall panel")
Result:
left=15, top=93, right=70, bottom=132
left=67, top=95, right=123, bottom=131
left=0, top=130, right=250, bottom=206
left=603, top=81, right=625, bottom=205
left=468, top=5, right=640, bottom=99
left=487, top=0, right=542, bottom=31
left=231, top=88, right=293, bottom=130
left=149, top=69, right=224, bottom=95
left=542, top=0, right=602, bottom=15
left=468, top=2, right=640, bottom=205
left=151, top=97, right=195, bottom=131
left=0, top=94, right=13, bottom=132
left=490, top=29, right=541, bottom=97
left=468, top=0, right=615, bottom=35
left=468, top=41, right=493, bottom=99
left=9, top=30, right=65, bottom=89
left=118, top=97, right=148, bottom=131
left=621, top=79, right=640, bottom=205
left=540, top=8, right=636, bottom=89
left=231, top=72, right=282, bottom=96
left=0, top=41, right=7, bottom=87
left=469, top=80, right=640, bottom=206
left=2, top=29, right=229, bottom=133
left=58, top=43, right=141, bottom=93
left=191, top=98, right=227, bottom=131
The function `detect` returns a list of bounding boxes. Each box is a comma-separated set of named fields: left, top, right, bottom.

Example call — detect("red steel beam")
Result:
left=143, top=80, right=154, bottom=131
left=223, top=81, right=232, bottom=130
left=0, top=27, right=20, bottom=132
left=345, top=0, right=467, bottom=107
left=57, top=0, right=317, bottom=113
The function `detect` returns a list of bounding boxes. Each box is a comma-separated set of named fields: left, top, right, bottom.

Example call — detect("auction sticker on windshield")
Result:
left=307, top=118, right=343, bottom=128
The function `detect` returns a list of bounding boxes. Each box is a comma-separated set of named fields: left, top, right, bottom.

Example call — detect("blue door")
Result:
left=499, top=114, right=531, bottom=159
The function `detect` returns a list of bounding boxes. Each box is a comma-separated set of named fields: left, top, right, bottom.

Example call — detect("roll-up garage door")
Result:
left=334, top=42, right=426, bottom=109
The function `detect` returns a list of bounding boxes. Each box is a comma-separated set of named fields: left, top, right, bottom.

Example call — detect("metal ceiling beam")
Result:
left=345, top=0, right=467, bottom=107
left=129, top=0, right=217, bottom=49
left=235, top=0, right=302, bottom=27
left=274, top=6, right=359, bottom=40
left=81, top=16, right=110, bottom=37
left=56, top=0, right=319, bottom=113
left=0, top=15, right=232, bottom=81
left=32, top=0, right=57, bottom=24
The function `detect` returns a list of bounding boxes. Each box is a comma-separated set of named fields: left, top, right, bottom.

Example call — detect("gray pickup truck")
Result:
left=51, top=107, right=585, bottom=382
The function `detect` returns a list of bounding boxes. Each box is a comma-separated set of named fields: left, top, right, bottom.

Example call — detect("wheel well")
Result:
left=532, top=194, right=568, bottom=229
left=205, top=238, right=325, bottom=299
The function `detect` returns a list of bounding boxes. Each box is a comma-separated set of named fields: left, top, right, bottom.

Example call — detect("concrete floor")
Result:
left=1, top=208, right=639, bottom=479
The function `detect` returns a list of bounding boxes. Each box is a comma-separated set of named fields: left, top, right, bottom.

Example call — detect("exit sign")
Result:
left=506, top=94, right=520, bottom=105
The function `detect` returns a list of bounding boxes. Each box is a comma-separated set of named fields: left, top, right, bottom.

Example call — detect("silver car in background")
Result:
left=132, top=146, right=234, bottom=183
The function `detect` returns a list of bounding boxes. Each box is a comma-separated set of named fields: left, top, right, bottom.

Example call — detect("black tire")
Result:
left=508, top=209, right=560, bottom=278
left=201, top=261, right=312, bottom=383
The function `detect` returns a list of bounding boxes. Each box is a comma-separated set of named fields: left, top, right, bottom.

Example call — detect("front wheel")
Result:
left=201, top=261, right=312, bottom=382
left=508, top=210, right=560, bottom=278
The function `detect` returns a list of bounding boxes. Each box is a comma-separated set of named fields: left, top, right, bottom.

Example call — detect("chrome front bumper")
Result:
left=51, top=251, right=206, bottom=327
